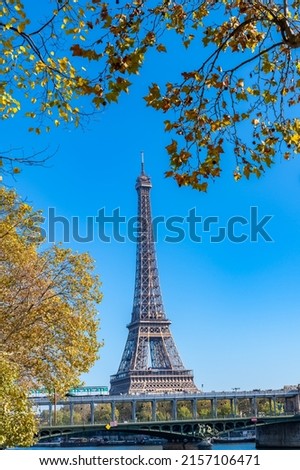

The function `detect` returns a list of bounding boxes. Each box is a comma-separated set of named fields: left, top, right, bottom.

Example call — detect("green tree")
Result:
left=236, top=398, right=252, bottom=416
left=115, top=402, right=131, bottom=422
left=94, top=404, right=113, bottom=424
left=55, top=407, right=69, bottom=425
left=217, top=400, right=231, bottom=417
left=156, top=401, right=172, bottom=421
left=197, top=400, right=212, bottom=418
left=136, top=402, right=152, bottom=422
left=73, top=404, right=92, bottom=424
left=177, top=403, right=192, bottom=419
left=0, top=187, right=103, bottom=445
left=1, top=1, right=300, bottom=189
left=257, top=398, right=271, bottom=414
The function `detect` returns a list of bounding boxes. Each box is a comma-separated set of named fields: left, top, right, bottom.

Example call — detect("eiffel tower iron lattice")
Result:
left=110, top=161, right=198, bottom=395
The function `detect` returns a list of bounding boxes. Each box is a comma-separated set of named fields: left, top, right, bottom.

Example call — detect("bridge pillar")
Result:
left=256, top=421, right=300, bottom=449
left=211, top=398, right=217, bottom=418
left=295, top=394, right=300, bottom=413
left=151, top=400, right=157, bottom=421
left=48, top=404, right=52, bottom=426
left=285, top=397, right=291, bottom=413
left=111, top=401, right=116, bottom=422
left=131, top=401, right=137, bottom=422
left=192, top=399, right=197, bottom=419
left=70, top=403, right=74, bottom=425
left=230, top=398, right=237, bottom=417
left=285, top=394, right=300, bottom=413
left=250, top=397, right=257, bottom=416
left=172, top=399, right=177, bottom=420
left=269, top=397, right=276, bottom=415
left=91, top=402, right=95, bottom=425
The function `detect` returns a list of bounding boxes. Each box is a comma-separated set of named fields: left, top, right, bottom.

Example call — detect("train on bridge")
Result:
left=29, top=386, right=109, bottom=398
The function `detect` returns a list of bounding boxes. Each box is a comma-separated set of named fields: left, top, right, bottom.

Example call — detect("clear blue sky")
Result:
left=3, top=11, right=300, bottom=393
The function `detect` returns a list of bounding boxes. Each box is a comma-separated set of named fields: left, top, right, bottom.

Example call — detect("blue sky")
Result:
left=3, top=7, right=300, bottom=393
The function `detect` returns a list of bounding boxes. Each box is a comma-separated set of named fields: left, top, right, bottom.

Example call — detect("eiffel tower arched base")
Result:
left=110, top=370, right=198, bottom=395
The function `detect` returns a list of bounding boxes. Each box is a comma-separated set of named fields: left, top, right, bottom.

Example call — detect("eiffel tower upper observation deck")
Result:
left=110, top=159, right=198, bottom=395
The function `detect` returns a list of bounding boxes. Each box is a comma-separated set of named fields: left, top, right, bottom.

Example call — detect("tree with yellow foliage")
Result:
left=1, top=1, right=300, bottom=190
left=0, top=187, right=103, bottom=446
left=0, top=355, right=38, bottom=448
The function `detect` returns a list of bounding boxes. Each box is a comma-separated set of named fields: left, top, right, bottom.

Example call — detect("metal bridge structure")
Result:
left=32, top=388, right=300, bottom=442
left=38, top=415, right=300, bottom=445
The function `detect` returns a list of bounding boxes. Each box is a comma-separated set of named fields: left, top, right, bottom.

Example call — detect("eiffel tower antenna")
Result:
left=110, top=160, right=198, bottom=395
left=140, top=151, right=145, bottom=175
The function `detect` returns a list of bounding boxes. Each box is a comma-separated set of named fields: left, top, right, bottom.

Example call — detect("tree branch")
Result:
left=225, top=41, right=284, bottom=74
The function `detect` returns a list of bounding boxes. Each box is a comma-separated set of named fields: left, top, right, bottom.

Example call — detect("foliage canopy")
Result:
left=1, top=0, right=300, bottom=189
left=0, top=187, right=103, bottom=445
left=0, top=355, right=38, bottom=448
left=1, top=187, right=103, bottom=394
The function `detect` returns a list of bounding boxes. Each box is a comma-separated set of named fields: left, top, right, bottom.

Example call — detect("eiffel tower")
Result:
left=110, top=159, right=198, bottom=395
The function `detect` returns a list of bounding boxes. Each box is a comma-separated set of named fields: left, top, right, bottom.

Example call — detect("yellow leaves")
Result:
left=156, top=44, right=167, bottom=53
left=71, top=43, right=102, bottom=61
left=0, top=0, right=298, bottom=190
left=17, top=18, right=30, bottom=33
left=243, top=164, right=251, bottom=180
left=122, top=48, right=145, bottom=74
left=0, top=91, right=20, bottom=118
left=1, top=187, right=102, bottom=409
left=25, top=111, right=35, bottom=118
left=166, top=139, right=178, bottom=155
left=236, top=90, right=248, bottom=101
left=222, top=114, right=231, bottom=126
left=0, top=356, right=38, bottom=448
left=104, top=77, right=131, bottom=103
left=262, top=56, right=276, bottom=74
left=233, top=168, right=242, bottom=181
left=205, top=73, right=222, bottom=89
left=144, top=83, right=161, bottom=107
left=34, top=61, right=46, bottom=73
left=164, top=120, right=173, bottom=132
left=183, top=34, right=195, bottom=49
left=262, top=89, right=277, bottom=104
left=143, top=31, right=156, bottom=46
left=210, top=120, right=221, bottom=132
left=57, top=56, right=70, bottom=73
left=288, top=132, right=300, bottom=149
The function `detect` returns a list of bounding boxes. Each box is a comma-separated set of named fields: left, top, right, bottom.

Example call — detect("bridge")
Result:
left=32, top=388, right=300, bottom=445
left=38, top=415, right=300, bottom=446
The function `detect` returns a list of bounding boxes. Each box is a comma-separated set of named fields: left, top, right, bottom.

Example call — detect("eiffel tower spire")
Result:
left=110, top=162, right=198, bottom=395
